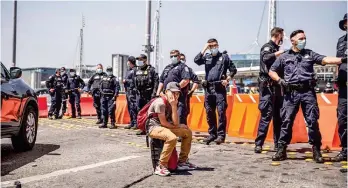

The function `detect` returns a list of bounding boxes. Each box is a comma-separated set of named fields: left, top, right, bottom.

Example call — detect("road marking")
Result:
left=1, top=155, right=140, bottom=187
left=320, top=93, right=331, bottom=104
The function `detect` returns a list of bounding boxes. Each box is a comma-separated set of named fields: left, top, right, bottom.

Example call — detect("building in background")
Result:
left=111, top=54, right=129, bottom=91
left=21, top=67, right=58, bottom=89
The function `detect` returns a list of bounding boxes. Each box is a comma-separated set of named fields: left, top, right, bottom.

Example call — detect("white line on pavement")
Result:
left=1, top=155, right=140, bottom=187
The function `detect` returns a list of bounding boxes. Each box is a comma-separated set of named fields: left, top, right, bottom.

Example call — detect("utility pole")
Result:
left=267, top=0, right=277, bottom=41
left=79, top=15, right=85, bottom=78
left=152, top=0, right=161, bottom=72
left=12, top=0, right=18, bottom=67
left=144, top=0, right=153, bottom=64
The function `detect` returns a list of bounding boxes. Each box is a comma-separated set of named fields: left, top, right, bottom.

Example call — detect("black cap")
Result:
left=128, top=56, right=136, bottom=64
left=60, top=67, right=66, bottom=71
left=136, top=54, right=147, bottom=60
left=339, top=13, right=347, bottom=31
left=70, top=69, right=76, bottom=72
left=106, top=66, right=113, bottom=71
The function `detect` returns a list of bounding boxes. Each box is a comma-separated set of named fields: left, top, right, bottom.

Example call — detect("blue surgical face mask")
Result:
left=210, top=48, right=219, bottom=56
left=171, top=57, right=179, bottom=64
left=181, top=60, right=186, bottom=63
left=96, top=69, right=102, bottom=74
left=296, top=39, right=306, bottom=50
left=70, top=72, right=76, bottom=77
left=136, top=61, right=144, bottom=67
left=106, top=71, right=112, bottom=76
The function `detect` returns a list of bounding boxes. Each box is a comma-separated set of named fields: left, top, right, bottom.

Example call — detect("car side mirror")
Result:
left=1, top=78, right=9, bottom=84
left=10, top=67, right=22, bottom=79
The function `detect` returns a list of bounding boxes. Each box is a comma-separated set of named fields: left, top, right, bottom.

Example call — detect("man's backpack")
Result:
left=137, top=96, right=168, bottom=132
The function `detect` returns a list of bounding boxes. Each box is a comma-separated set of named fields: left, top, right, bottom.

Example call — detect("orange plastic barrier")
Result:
left=188, top=95, right=204, bottom=131
left=115, top=95, right=127, bottom=124
left=80, top=96, right=97, bottom=116
left=38, top=96, right=48, bottom=118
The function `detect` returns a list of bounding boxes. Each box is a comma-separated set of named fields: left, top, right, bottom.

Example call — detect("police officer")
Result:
left=99, top=66, right=120, bottom=129
left=46, top=69, right=64, bottom=120
left=194, top=38, right=237, bottom=145
left=133, top=54, right=159, bottom=135
left=58, top=67, right=69, bottom=119
left=87, top=64, right=107, bottom=124
left=269, top=29, right=345, bottom=163
left=254, top=27, right=285, bottom=153
left=334, top=13, right=347, bottom=162
left=124, top=56, right=138, bottom=129
left=66, top=69, right=85, bottom=119
left=179, top=53, right=199, bottom=116
left=156, top=50, right=191, bottom=125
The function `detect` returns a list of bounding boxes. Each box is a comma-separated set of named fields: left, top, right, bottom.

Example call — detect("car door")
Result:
left=0, top=64, right=22, bottom=129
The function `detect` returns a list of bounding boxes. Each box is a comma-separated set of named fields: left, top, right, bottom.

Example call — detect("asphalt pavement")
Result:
left=1, top=117, right=347, bottom=188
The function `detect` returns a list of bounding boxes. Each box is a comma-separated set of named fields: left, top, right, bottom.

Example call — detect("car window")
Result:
left=1, top=64, right=10, bottom=79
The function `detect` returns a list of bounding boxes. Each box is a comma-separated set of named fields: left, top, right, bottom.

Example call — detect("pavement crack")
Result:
left=122, top=173, right=153, bottom=188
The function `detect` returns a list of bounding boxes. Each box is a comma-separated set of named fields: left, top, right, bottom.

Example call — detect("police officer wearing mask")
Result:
left=254, top=27, right=285, bottom=153
left=87, top=64, right=107, bottom=124
left=334, top=13, right=348, bottom=162
left=58, top=67, right=69, bottom=119
left=99, top=66, right=120, bottom=129
left=179, top=53, right=199, bottom=116
left=46, top=69, right=64, bottom=120
left=156, top=50, right=191, bottom=125
left=124, top=56, right=138, bottom=129
left=194, top=38, right=237, bottom=145
left=134, top=54, right=159, bottom=134
left=66, top=69, right=85, bottom=119
left=269, top=29, right=345, bottom=163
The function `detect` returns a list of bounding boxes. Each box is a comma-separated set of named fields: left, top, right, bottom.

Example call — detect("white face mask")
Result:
left=96, top=69, right=102, bottom=74
left=210, top=48, right=219, bottom=56
left=136, top=61, right=144, bottom=67
left=70, top=72, right=76, bottom=76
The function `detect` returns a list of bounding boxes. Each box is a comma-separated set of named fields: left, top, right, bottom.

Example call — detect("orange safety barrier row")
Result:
left=37, top=93, right=341, bottom=150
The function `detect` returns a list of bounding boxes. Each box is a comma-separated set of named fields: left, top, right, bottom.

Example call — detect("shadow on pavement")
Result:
left=172, top=167, right=215, bottom=176
left=1, top=143, right=60, bottom=176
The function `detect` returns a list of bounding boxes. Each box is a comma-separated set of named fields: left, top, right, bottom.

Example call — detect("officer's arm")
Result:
left=46, top=76, right=54, bottom=89
left=87, top=76, right=94, bottom=91
left=261, top=47, right=278, bottom=66
left=179, top=66, right=191, bottom=88
left=152, top=70, right=160, bottom=96
left=79, top=77, right=86, bottom=89
left=194, top=52, right=206, bottom=66
left=322, top=57, right=345, bottom=65
left=156, top=83, right=164, bottom=96
left=226, top=59, right=237, bottom=80
left=114, top=79, right=120, bottom=97
left=269, top=57, right=282, bottom=82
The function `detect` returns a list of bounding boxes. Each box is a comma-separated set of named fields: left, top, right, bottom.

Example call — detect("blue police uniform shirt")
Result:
left=163, top=63, right=191, bottom=90
left=194, top=52, right=232, bottom=82
left=124, top=68, right=135, bottom=91
left=270, top=49, right=326, bottom=84
left=67, top=75, right=85, bottom=90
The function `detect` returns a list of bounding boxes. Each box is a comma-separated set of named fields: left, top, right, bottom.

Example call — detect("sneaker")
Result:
left=254, top=145, right=262, bottom=153
left=177, top=160, right=197, bottom=171
left=96, top=119, right=103, bottom=124
left=154, top=165, right=171, bottom=177
left=48, top=115, right=53, bottom=120
left=76, top=116, right=82, bottom=119
left=203, top=136, right=216, bottom=145
left=215, top=137, right=225, bottom=145
left=99, top=125, right=107, bottom=128
left=333, top=152, right=347, bottom=162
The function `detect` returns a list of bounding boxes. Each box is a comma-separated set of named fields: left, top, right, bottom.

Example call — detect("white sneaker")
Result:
left=154, top=165, right=171, bottom=176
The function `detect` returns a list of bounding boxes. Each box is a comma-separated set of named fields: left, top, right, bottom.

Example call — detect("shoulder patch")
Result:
left=263, top=47, right=270, bottom=52
left=184, top=67, right=189, bottom=72
left=49, top=76, right=53, bottom=79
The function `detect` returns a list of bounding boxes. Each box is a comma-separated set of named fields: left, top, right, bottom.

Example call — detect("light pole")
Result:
left=12, top=0, right=18, bottom=67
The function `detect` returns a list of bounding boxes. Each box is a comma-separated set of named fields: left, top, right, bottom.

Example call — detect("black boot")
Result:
left=333, top=151, right=347, bottom=162
left=203, top=136, right=216, bottom=145
left=272, top=144, right=287, bottom=161
left=312, top=146, right=324, bottom=163
left=254, top=145, right=262, bottom=153
left=274, top=143, right=279, bottom=152
left=48, top=115, right=53, bottom=120
left=99, top=124, right=107, bottom=128
left=109, top=123, right=117, bottom=129
left=124, top=124, right=132, bottom=129
left=76, top=115, right=82, bottom=119
left=96, top=119, right=103, bottom=124
left=57, top=115, right=63, bottom=119
left=215, top=137, right=225, bottom=145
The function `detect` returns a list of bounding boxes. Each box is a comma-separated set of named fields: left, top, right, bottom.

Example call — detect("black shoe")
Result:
left=96, top=119, right=103, bottom=124
left=109, top=124, right=117, bottom=129
left=130, top=126, right=137, bottom=130
left=124, top=124, right=132, bottom=129
left=76, top=116, right=82, bottom=119
left=57, top=115, right=63, bottom=119
left=136, top=130, right=146, bottom=135
left=333, top=152, right=347, bottom=162
left=312, top=146, right=324, bottom=163
left=99, top=125, right=107, bottom=128
left=203, top=136, right=216, bottom=145
left=215, top=137, right=225, bottom=145
left=48, top=115, right=53, bottom=120
left=272, top=145, right=287, bottom=161
left=254, top=146, right=262, bottom=153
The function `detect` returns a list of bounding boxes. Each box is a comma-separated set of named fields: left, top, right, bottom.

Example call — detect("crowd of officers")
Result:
left=45, top=13, right=347, bottom=164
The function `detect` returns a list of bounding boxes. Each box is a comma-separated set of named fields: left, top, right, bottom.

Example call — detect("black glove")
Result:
left=188, top=90, right=194, bottom=97
left=341, top=57, right=347, bottom=64
left=201, top=80, right=208, bottom=88
left=277, top=79, right=287, bottom=87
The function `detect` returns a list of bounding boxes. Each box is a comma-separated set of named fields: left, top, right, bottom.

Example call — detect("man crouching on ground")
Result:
left=148, top=82, right=197, bottom=176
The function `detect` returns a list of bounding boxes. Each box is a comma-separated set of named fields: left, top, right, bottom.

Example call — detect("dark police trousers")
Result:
left=136, top=90, right=152, bottom=112
left=178, top=92, right=188, bottom=125
left=204, top=84, right=227, bottom=139
left=69, top=91, right=81, bottom=117
left=255, top=84, right=283, bottom=146
left=48, top=90, right=62, bottom=118
left=92, top=90, right=102, bottom=120
left=101, top=95, right=116, bottom=125
left=279, top=88, right=322, bottom=147
left=61, top=93, right=68, bottom=116
left=126, top=90, right=137, bottom=127
left=337, top=85, right=347, bottom=154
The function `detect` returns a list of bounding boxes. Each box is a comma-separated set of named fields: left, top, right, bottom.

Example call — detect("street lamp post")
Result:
left=12, top=0, right=18, bottom=67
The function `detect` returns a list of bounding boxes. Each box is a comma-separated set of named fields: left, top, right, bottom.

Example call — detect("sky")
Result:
left=1, top=0, right=347, bottom=73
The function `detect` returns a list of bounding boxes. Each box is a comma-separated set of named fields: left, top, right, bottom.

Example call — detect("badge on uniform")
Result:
left=264, top=47, right=270, bottom=51
left=95, top=76, right=100, bottom=79
left=304, top=54, right=310, bottom=59
left=219, top=57, right=223, bottom=61
left=184, top=67, right=189, bottom=72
